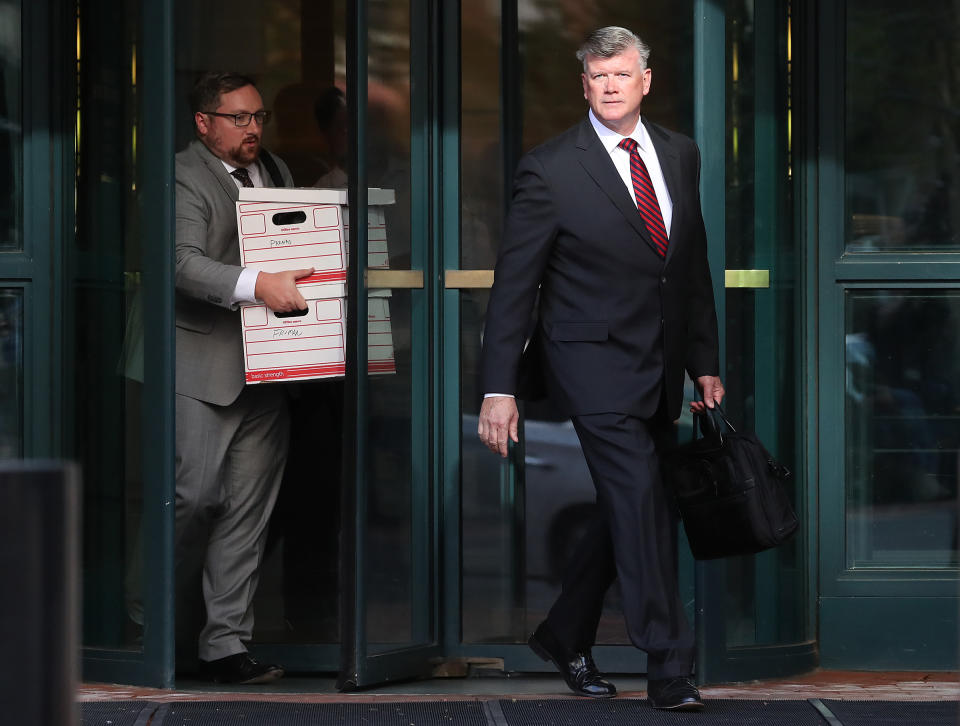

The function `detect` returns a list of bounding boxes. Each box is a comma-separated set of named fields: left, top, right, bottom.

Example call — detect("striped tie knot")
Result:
left=617, top=137, right=668, bottom=257
left=231, top=167, right=254, bottom=188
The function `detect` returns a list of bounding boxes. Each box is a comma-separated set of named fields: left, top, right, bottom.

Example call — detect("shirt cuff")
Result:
left=484, top=393, right=515, bottom=399
left=231, top=268, right=260, bottom=306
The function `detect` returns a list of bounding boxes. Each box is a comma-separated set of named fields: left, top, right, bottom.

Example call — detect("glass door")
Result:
left=451, top=0, right=698, bottom=674
left=73, top=0, right=177, bottom=686
left=336, top=0, right=441, bottom=688
left=816, top=0, right=959, bottom=669
left=449, top=0, right=815, bottom=683
left=695, top=0, right=815, bottom=683
left=169, top=0, right=442, bottom=685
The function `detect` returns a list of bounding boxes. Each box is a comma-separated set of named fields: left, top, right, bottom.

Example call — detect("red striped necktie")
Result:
left=618, top=137, right=668, bottom=257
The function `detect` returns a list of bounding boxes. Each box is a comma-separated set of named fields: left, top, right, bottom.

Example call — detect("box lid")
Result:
left=238, top=187, right=396, bottom=205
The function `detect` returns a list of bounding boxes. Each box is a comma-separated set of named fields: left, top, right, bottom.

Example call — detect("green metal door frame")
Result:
left=694, top=0, right=818, bottom=683
left=45, top=0, right=846, bottom=688
left=5, top=0, right=61, bottom=459
left=691, top=0, right=729, bottom=684
left=815, top=0, right=959, bottom=670
left=4, top=0, right=177, bottom=688
left=80, top=0, right=177, bottom=687
left=337, top=0, right=444, bottom=689
left=439, top=0, right=463, bottom=662
left=435, top=0, right=817, bottom=682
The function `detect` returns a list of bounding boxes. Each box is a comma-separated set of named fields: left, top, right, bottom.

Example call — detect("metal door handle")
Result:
left=443, top=268, right=772, bottom=289
left=444, top=270, right=495, bottom=289
left=365, top=269, right=424, bottom=289
left=724, top=269, right=770, bottom=288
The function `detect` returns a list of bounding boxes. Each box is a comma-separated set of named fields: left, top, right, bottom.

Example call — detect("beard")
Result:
left=228, top=135, right=261, bottom=166
left=203, top=125, right=261, bottom=167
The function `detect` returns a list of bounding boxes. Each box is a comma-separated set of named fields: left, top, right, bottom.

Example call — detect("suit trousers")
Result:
left=175, top=385, right=290, bottom=661
left=544, top=411, right=694, bottom=680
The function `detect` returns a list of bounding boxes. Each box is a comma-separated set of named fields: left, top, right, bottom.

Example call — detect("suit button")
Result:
left=661, top=276, right=667, bottom=284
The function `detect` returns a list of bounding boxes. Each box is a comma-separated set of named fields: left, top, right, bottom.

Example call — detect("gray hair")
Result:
left=575, top=26, right=651, bottom=71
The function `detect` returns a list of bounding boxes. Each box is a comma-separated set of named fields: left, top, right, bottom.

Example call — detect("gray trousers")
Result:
left=175, top=385, right=289, bottom=661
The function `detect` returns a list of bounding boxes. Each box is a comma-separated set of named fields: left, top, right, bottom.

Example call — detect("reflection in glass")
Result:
left=460, top=0, right=693, bottom=645
left=360, top=0, right=420, bottom=653
left=845, top=1, right=960, bottom=252
left=723, top=0, right=806, bottom=648
left=845, top=291, right=960, bottom=569
left=459, top=0, right=512, bottom=645
left=74, top=0, right=144, bottom=650
left=0, top=0, right=22, bottom=251
left=0, top=290, right=23, bottom=458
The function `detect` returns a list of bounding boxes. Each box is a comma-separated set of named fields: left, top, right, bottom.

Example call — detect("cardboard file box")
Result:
left=236, top=186, right=394, bottom=298
left=236, top=187, right=396, bottom=383
left=240, top=288, right=395, bottom=383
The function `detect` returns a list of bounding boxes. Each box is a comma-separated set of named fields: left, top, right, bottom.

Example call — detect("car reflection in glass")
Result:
left=461, top=378, right=698, bottom=629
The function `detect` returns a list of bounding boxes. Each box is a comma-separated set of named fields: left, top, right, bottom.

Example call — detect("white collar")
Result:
left=588, top=109, right=652, bottom=155
left=221, top=159, right=247, bottom=174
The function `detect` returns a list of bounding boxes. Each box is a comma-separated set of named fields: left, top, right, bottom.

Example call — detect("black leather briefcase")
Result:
left=662, top=405, right=799, bottom=560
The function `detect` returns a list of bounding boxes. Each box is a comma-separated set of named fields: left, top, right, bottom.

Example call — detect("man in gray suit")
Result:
left=176, top=71, right=312, bottom=684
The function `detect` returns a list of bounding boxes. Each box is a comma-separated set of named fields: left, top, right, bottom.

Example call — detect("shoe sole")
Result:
left=236, top=668, right=285, bottom=685
left=528, top=635, right=617, bottom=699
left=650, top=700, right=705, bottom=712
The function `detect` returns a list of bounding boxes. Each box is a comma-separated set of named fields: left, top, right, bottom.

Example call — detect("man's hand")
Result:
left=478, top=395, right=520, bottom=458
left=690, top=375, right=725, bottom=413
left=254, top=268, right=314, bottom=312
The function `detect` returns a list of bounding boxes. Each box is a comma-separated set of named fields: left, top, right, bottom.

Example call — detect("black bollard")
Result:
left=0, top=462, right=80, bottom=726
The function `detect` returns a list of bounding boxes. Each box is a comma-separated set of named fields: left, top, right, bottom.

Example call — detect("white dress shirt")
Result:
left=221, top=160, right=264, bottom=306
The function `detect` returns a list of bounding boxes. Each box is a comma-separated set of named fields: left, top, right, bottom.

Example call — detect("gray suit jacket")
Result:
left=175, top=139, right=294, bottom=406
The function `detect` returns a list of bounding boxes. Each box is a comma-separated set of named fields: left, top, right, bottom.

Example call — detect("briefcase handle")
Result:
left=693, top=403, right=736, bottom=445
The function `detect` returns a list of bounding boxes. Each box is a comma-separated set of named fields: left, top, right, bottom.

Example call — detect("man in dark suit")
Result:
left=175, top=72, right=312, bottom=684
left=478, top=27, right=723, bottom=711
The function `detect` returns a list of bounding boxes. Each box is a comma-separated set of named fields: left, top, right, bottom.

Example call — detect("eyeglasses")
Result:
left=204, top=110, right=271, bottom=127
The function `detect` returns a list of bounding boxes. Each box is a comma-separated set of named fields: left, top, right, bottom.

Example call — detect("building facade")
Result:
left=1, top=0, right=957, bottom=688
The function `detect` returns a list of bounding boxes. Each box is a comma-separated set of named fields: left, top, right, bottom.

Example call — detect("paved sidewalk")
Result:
left=78, top=670, right=959, bottom=703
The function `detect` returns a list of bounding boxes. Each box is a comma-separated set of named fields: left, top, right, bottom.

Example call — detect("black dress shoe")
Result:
left=199, top=652, right=285, bottom=685
left=528, top=623, right=617, bottom=698
left=646, top=676, right=704, bottom=711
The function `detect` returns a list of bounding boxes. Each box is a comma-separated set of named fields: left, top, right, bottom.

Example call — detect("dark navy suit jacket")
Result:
left=481, top=116, right=719, bottom=420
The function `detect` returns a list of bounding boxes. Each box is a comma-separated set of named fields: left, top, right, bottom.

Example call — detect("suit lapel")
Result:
left=643, top=118, right=683, bottom=265
left=191, top=140, right=240, bottom=203
left=575, top=120, right=661, bottom=257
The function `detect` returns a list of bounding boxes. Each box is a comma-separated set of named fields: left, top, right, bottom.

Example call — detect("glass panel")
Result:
left=459, top=0, right=512, bottom=645
left=845, top=290, right=960, bottom=569
left=844, top=1, right=960, bottom=252
left=723, top=0, right=807, bottom=648
left=175, top=0, right=426, bottom=656
left=0, top=0, right=22, bottom=251
left=74, top=0, right=144, bottom=650
left=460, top=0, right=694, bottom=645
left=363, top=0, right=422, bottom=653
left=174, top=1, right=348, bottom=648
left=0, top=289, right=23, bottom=457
